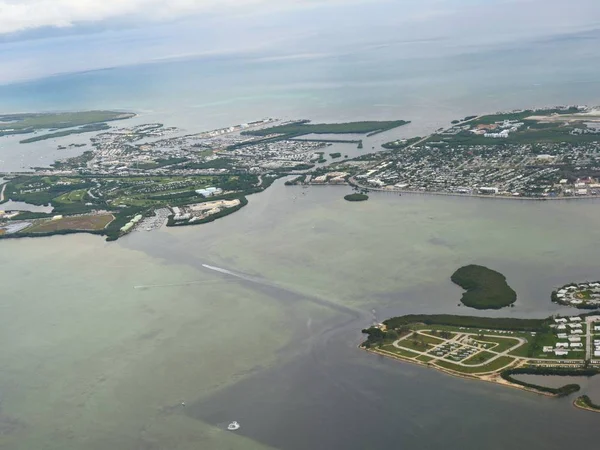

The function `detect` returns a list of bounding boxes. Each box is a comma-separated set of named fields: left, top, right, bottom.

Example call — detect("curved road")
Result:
left=0, top=182, right=6, bottom=203
left=393, top=330, right=526, bottom=368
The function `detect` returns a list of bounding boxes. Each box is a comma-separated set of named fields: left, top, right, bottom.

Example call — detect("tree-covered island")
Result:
left=451, top=264, right=517, bottom=309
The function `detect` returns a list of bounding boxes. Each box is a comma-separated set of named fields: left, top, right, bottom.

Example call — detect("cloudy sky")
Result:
left=1, top=0, right=599, bottom=84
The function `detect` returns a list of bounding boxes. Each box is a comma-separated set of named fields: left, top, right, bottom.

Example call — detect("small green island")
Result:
left=344, top=193, right=369, bottom=202
left=451, top=264, right=517, bottom=309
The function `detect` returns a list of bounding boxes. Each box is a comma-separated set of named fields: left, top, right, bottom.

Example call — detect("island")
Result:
left=344, top=193, right=369, bottom=202
left=0, top=111, right=135, bottom=140
left=552, top=282, right=600, bottom=309
left=451, top=264, right=517, bottom=309
left=362, top=313, right=600, bottom=410
left=0, top=115, right=408, bottom=241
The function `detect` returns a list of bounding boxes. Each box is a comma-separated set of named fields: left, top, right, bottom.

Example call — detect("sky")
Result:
left=1, top=0, right=600, bottom=84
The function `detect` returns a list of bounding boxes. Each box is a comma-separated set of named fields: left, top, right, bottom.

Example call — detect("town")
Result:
left=350, top=106, right=600, bottom=199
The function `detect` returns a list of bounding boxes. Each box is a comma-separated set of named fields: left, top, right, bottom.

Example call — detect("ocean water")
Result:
left=2, top=29, right=600, bottom=449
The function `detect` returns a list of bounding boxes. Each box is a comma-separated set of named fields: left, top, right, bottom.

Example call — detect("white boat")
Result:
left=227, top=421, right=240, bottom=431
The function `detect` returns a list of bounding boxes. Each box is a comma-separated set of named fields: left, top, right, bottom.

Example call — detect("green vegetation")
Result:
left=461, top=351, right=496, bottom=366
left=0, top=111, right=134, bottom=138
left=451, top=264, right=517, bottom=309
left=575, top=395, right=600, bottom=411
left=19, top=123, right=111, bottom=143
left=344, top=193, right=369, bottom=202
left=242, top=120, right=410, bottom=139
left=383, top=314, right=547, bottom=332
left=167, top=196, right=248, bottom=227
left=434, top=356, right=515, bottom=374
left=382, top=136, right=423, bottom=150
left=379, top=344, right=420, bottom=359
left=500, top=367, right=600, bottom=396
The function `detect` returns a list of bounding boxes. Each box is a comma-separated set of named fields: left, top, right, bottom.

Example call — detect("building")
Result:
left=479, top=187, right=499, bottom=194
left=556, top=342, right=569, bottom=348
left=555, top=349, right=569, bottom=356
left=543, top=346, right=554, bottom=353
left=570, top=343, right=584, bottom=348
left=569, top=317, right=582, bottom=322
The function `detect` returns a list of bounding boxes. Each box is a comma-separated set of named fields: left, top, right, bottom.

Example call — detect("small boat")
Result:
left=227, top=421, right=240, bottom=431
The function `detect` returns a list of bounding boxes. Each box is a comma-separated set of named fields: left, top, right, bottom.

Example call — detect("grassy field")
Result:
left=434, top=356, right=516, bottom=374
left=243, top=120, right=410, bottom=138
left=474, top=335, right=522, bottom=353
left=0, top=111, right=133, bottom=132
left=55, top=189, right=88, bottom=204
left=462, top=351, right=497, bottom=366
left=26, top=214, right=115, bottom=233
left=379, top=344, right=420, bottom=359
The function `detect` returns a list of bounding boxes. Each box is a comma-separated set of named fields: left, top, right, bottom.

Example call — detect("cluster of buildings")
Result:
left=357, top=140, right=600, bottom=198
left=553, top=282, right=600, bottom=308
left=310, top=171, right=350, bottom=184
left=171, top=199, right=241, bottom=225
left=430, top=335, right=484, bottom=361
left=547, top=317, right=585, bottom=357
left=44, top=118, right=327, bottom=177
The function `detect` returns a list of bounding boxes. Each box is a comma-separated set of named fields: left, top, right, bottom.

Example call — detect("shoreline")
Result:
left=573, top=399, right=600, bottom=414
left=363, top=346, right=558, bottom=398
left=345, top=179, right=600, bottom=201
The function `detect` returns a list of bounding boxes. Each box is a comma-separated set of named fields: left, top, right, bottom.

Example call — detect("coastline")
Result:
left=363, top=346, right=558, bottom=398
left=573, top=399, right=600, bottom=414
left=345, top=179, right=600, bottom=201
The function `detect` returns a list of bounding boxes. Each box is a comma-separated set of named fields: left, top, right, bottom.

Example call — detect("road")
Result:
left=585, top=315, right=600, bottom=361
left=0, top=182, right=6, bottom=203
left=393, top=330, right=527, bottom=368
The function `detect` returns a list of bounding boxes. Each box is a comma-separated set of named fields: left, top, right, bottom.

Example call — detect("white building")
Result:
left=569, top=317, right=582, bottom=322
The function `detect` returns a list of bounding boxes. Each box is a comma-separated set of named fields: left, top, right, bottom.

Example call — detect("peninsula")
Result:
left=362, top=313, right=600, bottom=410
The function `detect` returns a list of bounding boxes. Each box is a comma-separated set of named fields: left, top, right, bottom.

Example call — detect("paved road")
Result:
left=0, top=182, right=6, bottom=202
left=585, top=316, right=600, bottom=360
left=393, top=330, right=526, bottom=368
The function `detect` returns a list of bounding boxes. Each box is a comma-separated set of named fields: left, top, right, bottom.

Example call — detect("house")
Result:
left=569, top=317, right=582, bottom=322
left=568, top=323, right=582, bottom=329
left=572, top=330, right=584, bottom=335
left=557, top=324, right=567, bottom=330
left=557, top=333, right=568, bottom=339
left=594, top=326, right=600, bottom=332
left=570, top=343, right=584, bottom=348
left=555, top=349, right=569, bottom=356
left=543, top=346, right=554, bottom=353
left=556, top=342, right=569, bottom=348
left=568, top=336, right=582, bottom=342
